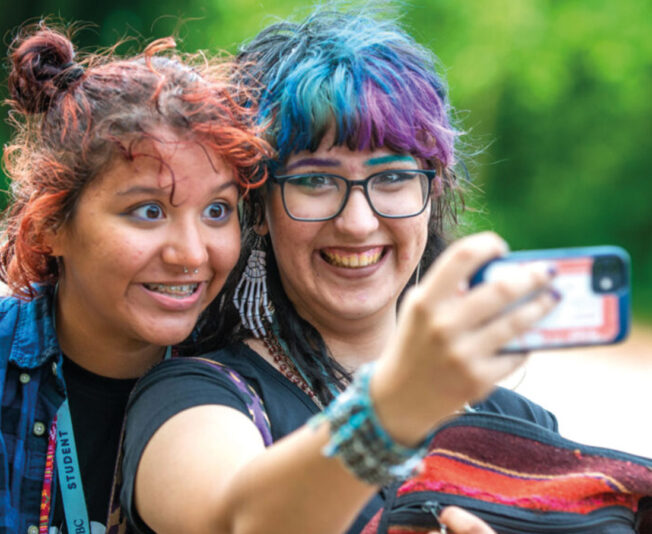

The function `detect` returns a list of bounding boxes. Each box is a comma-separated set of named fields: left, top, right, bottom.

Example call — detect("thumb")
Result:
left=437, top=506, right=496, bottom=534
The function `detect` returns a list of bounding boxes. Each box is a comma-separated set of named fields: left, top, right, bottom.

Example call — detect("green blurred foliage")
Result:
left=1, top=0, right=650, bottom=319
left=405, top=0, right=652, bottom=320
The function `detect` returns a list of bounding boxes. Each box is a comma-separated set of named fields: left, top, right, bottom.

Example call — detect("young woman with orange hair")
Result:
left=0, top=24, right=268, bottom=534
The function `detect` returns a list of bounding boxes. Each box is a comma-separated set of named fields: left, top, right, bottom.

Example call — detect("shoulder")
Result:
left=127, top=348, right=269, bottom=436
left=475, top=387, right=559, bottom=432
left=124, top=355, right=260, bottom=460
left=190, top=342, right=318, bottom=440
left=129, top=354, right=255, bottom=413
left=0, top=286, right=59, bottom=368
left=129, top=342, right=316, bottom=442
left=122, top=349, right=273, bottom=483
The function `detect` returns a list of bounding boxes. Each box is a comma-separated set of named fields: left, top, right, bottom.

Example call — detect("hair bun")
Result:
left=8, top=27, right=82, bottom=113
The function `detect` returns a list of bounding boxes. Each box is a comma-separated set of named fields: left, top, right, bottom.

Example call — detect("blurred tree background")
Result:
left=1, top=0, right=650, bottom=320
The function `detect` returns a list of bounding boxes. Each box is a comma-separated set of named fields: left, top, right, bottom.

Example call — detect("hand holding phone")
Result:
left=471, top=246, right=631, bottom=352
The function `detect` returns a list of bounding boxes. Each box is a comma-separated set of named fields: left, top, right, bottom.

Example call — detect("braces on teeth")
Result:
left=144, top=283, right=198, bottom=295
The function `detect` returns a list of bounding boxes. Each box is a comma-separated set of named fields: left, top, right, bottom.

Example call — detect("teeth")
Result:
left=144, top=283, right=198, bottom=297
left=322, top=249, right=383, bottom=268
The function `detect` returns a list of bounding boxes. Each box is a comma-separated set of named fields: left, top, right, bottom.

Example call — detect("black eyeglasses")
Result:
left=272, top=169, right=436, bottom=222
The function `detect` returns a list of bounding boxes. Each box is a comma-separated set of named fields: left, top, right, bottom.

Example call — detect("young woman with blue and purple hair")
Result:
left=120, top=9, right=560, bottom=534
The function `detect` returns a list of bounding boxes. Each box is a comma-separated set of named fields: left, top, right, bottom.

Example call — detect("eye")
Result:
left=290, top=174, right=340, bottom=190
left=203, top=201, right=232, bottom=222
left=375, top=171, right=414, bottom=185
left=131, top=203, right=165, bottom=221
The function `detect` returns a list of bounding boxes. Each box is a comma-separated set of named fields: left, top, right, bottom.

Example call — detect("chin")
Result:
left=138, top=319, right=197, bottom=347
left=331, top=296, right=393, bottom=320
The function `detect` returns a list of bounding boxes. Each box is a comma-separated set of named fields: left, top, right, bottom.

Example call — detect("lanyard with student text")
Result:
left=55, top=398, right=91, bottom=533
left=40, top=345, right=173, bottom=533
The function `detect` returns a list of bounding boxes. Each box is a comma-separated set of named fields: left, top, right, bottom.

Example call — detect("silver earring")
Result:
left=233, top=239, right=274, bottom=338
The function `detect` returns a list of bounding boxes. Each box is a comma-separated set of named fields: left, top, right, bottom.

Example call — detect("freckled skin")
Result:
left=50, top=136, right=241, bottom=363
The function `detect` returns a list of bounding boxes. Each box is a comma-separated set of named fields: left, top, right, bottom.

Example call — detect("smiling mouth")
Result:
left=321, top=247, right=385, bottom=268
left=143, top=283, right=199, bottom=298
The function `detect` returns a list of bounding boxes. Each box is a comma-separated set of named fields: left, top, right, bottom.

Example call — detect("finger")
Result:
left=438, top=506, right=497, bottom=534
left=459, top=288, right=559, bottom=358
left=419, top=232, right=508, bottom=302
left=449, top=260, right=556, bottom=330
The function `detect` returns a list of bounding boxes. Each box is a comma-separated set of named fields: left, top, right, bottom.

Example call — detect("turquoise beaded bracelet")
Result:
left=310, top=362, right=432, bottom=486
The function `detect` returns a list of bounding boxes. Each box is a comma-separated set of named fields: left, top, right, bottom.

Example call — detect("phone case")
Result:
left=471, top=246, right=631, bottom=351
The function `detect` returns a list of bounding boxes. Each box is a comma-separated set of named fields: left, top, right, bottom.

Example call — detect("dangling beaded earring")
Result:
left=233, top=236, right=274, bottom=338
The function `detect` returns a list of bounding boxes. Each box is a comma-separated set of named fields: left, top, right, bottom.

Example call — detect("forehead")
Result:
left=90, top=136, right=234, bottom=195
left=284, top=137, right=417, bottom=172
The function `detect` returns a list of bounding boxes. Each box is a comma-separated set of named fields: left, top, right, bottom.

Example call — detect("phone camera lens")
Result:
left=591, top=255, right=626, bottom=293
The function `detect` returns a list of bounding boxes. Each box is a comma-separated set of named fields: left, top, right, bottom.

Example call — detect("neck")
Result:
left=249, top=306, right=396, bottom=376
left=54, top=293, right=166, bottom=379
left=60, top=336, right=165, bottom=379
left=314, top=309, right=397, bottom=373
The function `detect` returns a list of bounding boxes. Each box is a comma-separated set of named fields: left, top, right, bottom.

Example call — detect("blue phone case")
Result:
left=470, top=246, right=631, bottom=351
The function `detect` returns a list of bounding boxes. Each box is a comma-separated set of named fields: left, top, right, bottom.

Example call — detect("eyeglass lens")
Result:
left=282, top=171, right=430, bottom=220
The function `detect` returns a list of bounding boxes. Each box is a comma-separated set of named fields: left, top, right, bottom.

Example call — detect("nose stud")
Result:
left=183, top=266, right=199, bottom=275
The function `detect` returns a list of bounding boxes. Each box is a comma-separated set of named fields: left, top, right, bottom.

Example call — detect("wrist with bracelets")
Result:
left=309, top=362, right=432, bottom=486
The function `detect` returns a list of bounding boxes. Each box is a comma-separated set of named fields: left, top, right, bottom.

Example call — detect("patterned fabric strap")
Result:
left=38, top=420, right=58, bottom=533
left=188, top=357, right=273, bottom=446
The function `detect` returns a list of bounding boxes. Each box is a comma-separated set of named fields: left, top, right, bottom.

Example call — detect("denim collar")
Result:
left=3, top=285, right=60, bottom=369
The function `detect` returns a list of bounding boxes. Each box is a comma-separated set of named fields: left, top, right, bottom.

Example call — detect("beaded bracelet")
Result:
left=309, top=362, right=432, bottom=486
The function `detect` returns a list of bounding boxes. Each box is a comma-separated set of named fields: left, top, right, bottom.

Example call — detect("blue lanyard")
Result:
left=56, top=399, right=91, bottom=533
left=55, top=346, right=171, bottom=531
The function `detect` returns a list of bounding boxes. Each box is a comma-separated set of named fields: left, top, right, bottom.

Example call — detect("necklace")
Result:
left=263, top=334, right=324, bottom=409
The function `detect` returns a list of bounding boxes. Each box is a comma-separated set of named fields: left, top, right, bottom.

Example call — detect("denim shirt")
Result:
left=0, top=286, right=66, bottom=533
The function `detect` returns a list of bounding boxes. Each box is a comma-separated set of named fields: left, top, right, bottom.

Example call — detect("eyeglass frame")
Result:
left=270, top=169, right=438, bottom=222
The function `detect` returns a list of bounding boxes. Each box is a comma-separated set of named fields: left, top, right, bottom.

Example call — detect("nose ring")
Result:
left=183, top=266, right=199, bottom=275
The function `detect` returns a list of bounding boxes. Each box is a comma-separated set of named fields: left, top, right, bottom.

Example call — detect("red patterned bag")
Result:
left=362, top=412, right=652, bottom=534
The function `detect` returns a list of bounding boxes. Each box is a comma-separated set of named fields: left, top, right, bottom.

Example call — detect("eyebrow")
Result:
left=116, top=181, right=238, bottom=197
left=283, top=158, right=341, bottom=172
left=364, top=155, right=417, bottom=166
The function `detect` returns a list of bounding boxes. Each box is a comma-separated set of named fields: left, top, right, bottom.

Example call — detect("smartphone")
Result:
left=470, top=246, right=631, bottom=352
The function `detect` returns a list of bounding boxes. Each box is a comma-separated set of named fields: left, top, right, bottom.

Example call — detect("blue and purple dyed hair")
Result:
left=203, top=8, right=469, bottom=401
left=237, top=8, right=460, bottom=173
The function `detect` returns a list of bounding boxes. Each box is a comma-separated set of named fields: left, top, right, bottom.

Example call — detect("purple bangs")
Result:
left=240, top=9, right=461, bottom=170
left=356, top=77, right=457, bottom=167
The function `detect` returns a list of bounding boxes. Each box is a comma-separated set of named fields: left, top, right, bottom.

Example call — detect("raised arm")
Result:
left=129, top=232, right=557, bottom=534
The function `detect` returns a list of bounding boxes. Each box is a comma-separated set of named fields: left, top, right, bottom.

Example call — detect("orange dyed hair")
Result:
left=1, top=23, right=271, bottom=298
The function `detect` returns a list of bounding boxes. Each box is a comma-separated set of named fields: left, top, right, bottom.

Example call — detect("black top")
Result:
left=122, top=342, right=558, bottom=533
left=51, top=356, right=137, bottom=533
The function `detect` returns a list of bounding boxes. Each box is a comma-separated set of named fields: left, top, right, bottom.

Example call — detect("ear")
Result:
left=252, top=192, right=269, bottom=237
left=431, top=173, right=444, bottom=199
left=254, top=216, right=269, bottom=237
left=41, top=225, right=68, bottom=257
